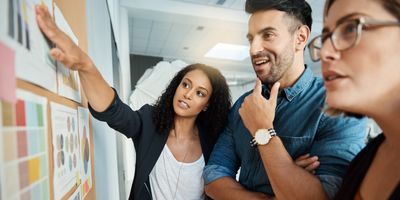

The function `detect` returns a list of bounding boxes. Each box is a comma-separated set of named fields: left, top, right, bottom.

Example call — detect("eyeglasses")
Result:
left=308, top=17, right=400, bottom=62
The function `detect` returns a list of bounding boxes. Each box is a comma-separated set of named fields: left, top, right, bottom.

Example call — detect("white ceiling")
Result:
left=122, top=0, right=325, bottom=81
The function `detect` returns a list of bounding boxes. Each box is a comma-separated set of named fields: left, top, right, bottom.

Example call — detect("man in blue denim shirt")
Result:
left=203, top=0, right=367, bottom=199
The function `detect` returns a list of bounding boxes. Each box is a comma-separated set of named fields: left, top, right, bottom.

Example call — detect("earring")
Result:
left=203, top=106, right=208, bottom=111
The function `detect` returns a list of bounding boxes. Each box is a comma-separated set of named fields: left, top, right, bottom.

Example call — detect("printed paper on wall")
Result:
left=0, top=89, right=50, bottom=200
left=51, top=102, right=80, bottom=200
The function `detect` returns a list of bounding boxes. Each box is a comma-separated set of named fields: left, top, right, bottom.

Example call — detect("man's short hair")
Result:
left=245, top=0, right=313, bottom=31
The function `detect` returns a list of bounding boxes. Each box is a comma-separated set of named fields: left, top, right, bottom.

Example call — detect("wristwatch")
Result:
left=251, top=128, right=276, bottom=146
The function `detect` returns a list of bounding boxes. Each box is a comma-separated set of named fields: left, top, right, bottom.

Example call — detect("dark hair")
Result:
left=153, top=63, right=231, bottom=142
left=382, top=0, right=400, bottom=21
left=325, top=0, right=400, bottom=21
left=245, top=0, right=313, bottom=32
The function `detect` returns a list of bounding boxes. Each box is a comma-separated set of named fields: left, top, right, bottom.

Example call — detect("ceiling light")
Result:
left=205, top=43, right=249, bottom=61
left=226, top=80, right=238, bottom=86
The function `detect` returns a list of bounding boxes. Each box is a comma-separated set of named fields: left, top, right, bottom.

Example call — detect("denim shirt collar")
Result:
left=262, top=65, right=313, bottom=102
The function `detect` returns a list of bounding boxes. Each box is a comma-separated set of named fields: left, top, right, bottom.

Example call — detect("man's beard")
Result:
left=254, top=49, right=294, bottom=85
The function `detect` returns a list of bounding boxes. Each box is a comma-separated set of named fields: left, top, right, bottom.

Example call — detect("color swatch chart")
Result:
left=78, top=107, right=92, bottom=198
left=0, top=89, right=49, bottom=200
left=51, top=102, right=79, bottom=200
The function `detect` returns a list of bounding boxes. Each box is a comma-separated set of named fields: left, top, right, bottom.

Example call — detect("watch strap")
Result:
left=250, top=128, right=276, bottom=147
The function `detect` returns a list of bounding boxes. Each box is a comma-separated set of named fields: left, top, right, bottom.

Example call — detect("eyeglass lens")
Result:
left=309, top=20, right=359, bottom=61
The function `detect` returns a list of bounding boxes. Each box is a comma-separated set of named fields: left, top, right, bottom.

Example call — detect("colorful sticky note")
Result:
left=16, top=100, right=26, bottom=126
left=19, top=161, right=29, bottom=189
left=4, top=164, right=19, bottom=198
left=26, top=101, right=39, bottom=127
left=17, top=130, right=28, bottom=158
left=28, top=157, right=40, bottom=184
left=1, top=101, right=14, bottom=126
left=3, top=131, right=17, bottom=162
left=0, top=42, right=16, bottom=103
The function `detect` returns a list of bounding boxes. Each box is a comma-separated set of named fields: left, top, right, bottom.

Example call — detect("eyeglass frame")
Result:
left=308, top=17, right=400, bottom=62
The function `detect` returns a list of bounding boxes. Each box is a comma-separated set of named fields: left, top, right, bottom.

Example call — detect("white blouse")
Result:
left=149, top=145, right=205, bottom=200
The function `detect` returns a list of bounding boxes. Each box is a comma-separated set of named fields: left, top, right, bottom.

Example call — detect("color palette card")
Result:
left=0, top=89, right=49, bottom=200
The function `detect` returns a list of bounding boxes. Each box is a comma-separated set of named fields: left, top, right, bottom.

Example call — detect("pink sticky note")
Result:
left=0, top=42, right=16, bottom=103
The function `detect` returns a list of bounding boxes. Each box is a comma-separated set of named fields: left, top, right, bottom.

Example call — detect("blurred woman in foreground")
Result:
left=308, top=0, right=400, bottom=199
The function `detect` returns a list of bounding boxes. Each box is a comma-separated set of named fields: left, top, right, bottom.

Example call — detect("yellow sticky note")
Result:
left=28, top=157, right=40, bottom=183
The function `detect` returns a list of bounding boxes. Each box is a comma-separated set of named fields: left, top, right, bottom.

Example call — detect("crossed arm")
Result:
left=205, top=152, right=320, bottom=200
left=205, top=80, right=328, bottom=200
left=205, top=140, right=327, bottom=200
left=239, top=80, right=328, bottom=200
left=254, top=137, right=328, bottom=200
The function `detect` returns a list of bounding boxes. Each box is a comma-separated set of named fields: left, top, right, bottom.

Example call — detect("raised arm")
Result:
left=35, top=4, right=114, bottom=111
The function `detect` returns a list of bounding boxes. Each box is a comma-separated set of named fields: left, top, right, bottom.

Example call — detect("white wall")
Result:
left=107, top=0, right=120, bottom=49
left=230, top=83, right=255, bottom=103
left=107, top=0, right=132, bottom=102
left=101, top=0, right=135, bottom=199
left=117, top=8, right=132, bottom=104
left=114, top=9, right=136, bottom=199
left=86, top=0, right=121, bottom=199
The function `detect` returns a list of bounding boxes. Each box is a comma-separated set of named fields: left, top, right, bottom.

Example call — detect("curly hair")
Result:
left=153, top=63, right=231, bottom=142
left=245, top=0, right=313, bottom=32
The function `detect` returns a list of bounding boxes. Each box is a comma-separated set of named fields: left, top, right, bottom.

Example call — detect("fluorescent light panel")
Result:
left=205, top=43, right=249, bottom=61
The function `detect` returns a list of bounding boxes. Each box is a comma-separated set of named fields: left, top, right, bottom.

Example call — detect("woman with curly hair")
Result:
left=93, top=63, right=231, bottom=200
left=308, top=0, right=400, bottom=199
left=35, top=4, right=231, bottom=200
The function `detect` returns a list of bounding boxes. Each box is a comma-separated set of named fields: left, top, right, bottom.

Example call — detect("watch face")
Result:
left=255, top=131, right=271, bottom=145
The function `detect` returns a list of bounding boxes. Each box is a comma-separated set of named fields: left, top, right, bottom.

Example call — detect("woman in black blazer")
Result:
left=35, top=4, right=231, bottom=199
left=89, top=63, right=231, bottom=199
